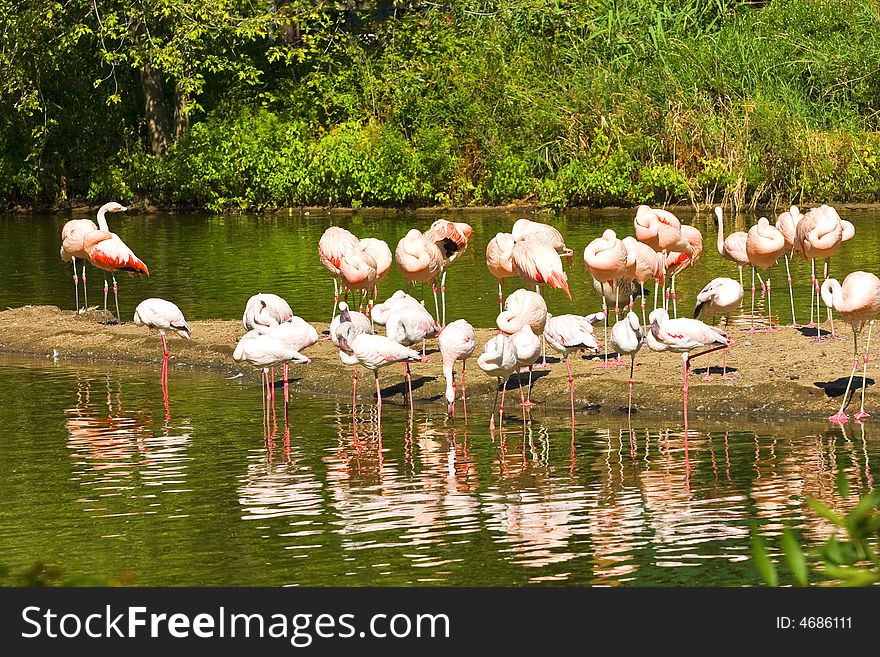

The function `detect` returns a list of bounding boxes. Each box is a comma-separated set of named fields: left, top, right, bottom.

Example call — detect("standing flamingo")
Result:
left=622, top=236, right=663, bottom=324
left=634, top=205, right=695, bottom=309
left=133, top=298, right=191, bottom=387
left=354, top=237, right=392, bottom=315
left=261, top=316, right=319, bottom=410
left=395, top=228, right=445, bottom=322
left=610, top=312, right=645, bottom=416
left=647, top=308, right=729, bottom=427
left=496, top=288, right=548, bottom=336
left=746, top=217, right=786, bottom=331
left=82, top=208, right=149, bottom=324
left=243, top=293, right=293, bottom=330
left=715, top=206, right=749, bottom=290
left=423, top=219, right=472, bottom=326
left=60, top=211, right=103, bottom=312
left=544, top=313, right=602, bottom=421
left=339, top=248, right=378, bottom=313
left=486, top=232, right=517, bottom=312
left=372, top=290, right=424, bottom=325
left=319, top=226, right=359, bottom=321
left=775, top=206, right=803, bottom=326
left=335, top=322, right=422, bottom=430
left=510, top=324, right=542, bottom=407
left=511, top=238, right=572, bottom=299
left=384, top=307, right=440, bottom=409
left=796, top=205, right=844, bottom=337
left=512, top=219, right=573, bottom=260
left=664, top=224, right=703, bottom=318
left=477, top=332, right=518, bottom=428
left=330, top=301, right=373, bottom=405
left=438, top=319, right=476, bottom=417
left=584, top=229, right=628, bottom=366
left=820, top=272, right=880, bottom=423
left=693, top=277, right=744, bottom=380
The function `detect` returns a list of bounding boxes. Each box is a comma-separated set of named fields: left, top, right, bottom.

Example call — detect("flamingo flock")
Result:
left=62, top=200, right=879, bottom=429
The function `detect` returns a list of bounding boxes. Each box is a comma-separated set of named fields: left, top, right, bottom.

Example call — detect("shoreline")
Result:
left=0, top=305, right=868, bottom=421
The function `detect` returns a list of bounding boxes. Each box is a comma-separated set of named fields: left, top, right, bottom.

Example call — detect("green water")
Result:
left=0, top=355, right=876, bottom=586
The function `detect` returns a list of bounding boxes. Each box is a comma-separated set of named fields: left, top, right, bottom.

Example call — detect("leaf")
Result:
left=751, top=533, right=778, bottom=587
left=782, top=529, right=809, bottom=587
left=836, top=466, right=850, bottom=499
left=806, top=497, right=845, bottom=527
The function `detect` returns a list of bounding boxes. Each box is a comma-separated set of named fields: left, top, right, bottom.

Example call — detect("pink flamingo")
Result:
left=133, top=298, right=191, bottom=387
left=82, top=208, right=149, bottom=324
left=746, top=217, right=786, bottom=331
left=61, top=205, right=120, bottom=311
left=242, top=293, right=293, bottom=330
left=439, top=319, right=476, bottom=417
left=423, top=220, right=472, bottom=326
left=335, top=322, right=422, bottom=430
left=384, top=307, right=440, bottom=409
left=796, top=205, right=844, bottom=337
left=511, top=238, right=572, bottom=299
left=544, top=313, right=602, bottom=420
left=584, top=229, right=627, bottom=366
left=510, top=324, right=542, bottom=407
left=261, top=316, right=319, bottom=410
left=512, top=218, right=573, bottom=260
left=477, top=332, right=518, bottom=429
left=821, top=272, right=880, bottom=423
left=486, top=232, right=517, bottom=312
left=339, top=248, right=378, bottom=313
left=355, top=238, right=392, bottom=314
left=622, top=236, right=663, bottom=324
left=371, top=290, right=424, bottom=325
left=634, top=205, right=694, bottom=308
left=331, top=301, right=373, bottom=405
left=610, top=312, right=645, bottom=417
left=715, top=206, right=749, bottom=290
left=664, top=225, right=703, bottom=318
left=395, top=228, right=445, bottom=321
left=319, top=226, right=359, bottom=321
left=647, top=308, right=729, bottom=429
left=496, top=288, right=548, bottom=336
left=693, top=277, right=744, bottom=380
left=775, top=205, right=803, bottom=325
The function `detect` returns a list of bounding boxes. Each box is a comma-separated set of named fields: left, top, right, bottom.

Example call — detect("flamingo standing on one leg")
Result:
left=584, top=229, right=627, bottom=366
left=423, top=219, right=472, bottom=326
left=497, top=288, right=548, bottom=336
left=319, top=226, right=359, bottom=322
left=610, top=312, right=645, bottom=417
left=634, top=205, right=695, bottom=308
left=261, top=316, right=319, bottom=412
left=622, top=236, right=663, bottom=325
left=133, top=298, right=191, bottom=387
left=330, top=302, right=374, bottom=405
left=746, top=217, right=786, bottom=331
left=820, top=272, right=880, bottom=423
left=242, top=293, right=294, bottom=330
left=775, top=205, right=803, bottom=326
left=512, top=218, right=574, bottom=260
left=438, top=319, right=476, bottom=418
left=354, top=237, right=392, bottom=317
left=477, top=332, right=518, bottom=429
left=384, top=306, right=441, bottom=409
left=511, top=237, right=572, bottom=299
left=82, top=208, right=149, bottom=324
left=715, top=206, right=749, bottom=291
left=796, top=205, right=844, bottom=339
left=693, top=277, right=744, bottom=380
left=395, top=228, right=445, bottom=322
left=664, top=224, right=703, bottom=318
left=486, top=232, right=517, bottom=313
left=60, top=214, right=99, bottom=312
left=339, top=248, right=378, bottom=313
left=544, top=313, right=602, bottom=422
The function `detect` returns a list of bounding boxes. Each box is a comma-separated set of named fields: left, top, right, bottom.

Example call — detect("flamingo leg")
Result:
left=498, top=281, right=504, bottom=314
left=702, top=351, right=712, bottom=382
left=71, top=257, right=79, bottom=312
left=283, top=362, right=289, bottom=420
left=809, top=258, right=816, bottom=326
left=432, top=282, right=440, bottom=325
left=566, top=355, right=575, bottom=427
left=374, top=370, right=382, bottom=430
left=755, top=270, right=767, bottom=329
left=738, top=265, right=743, bottom=295
left=627, top=354, right=636, bottom=420
left=332, top=278, right=339, bottom=322
left=784, top=255, right=797, bottom=327
left=640, top=282, right=647, bottom=326
left=517, top=371, right=527, bottom=407
left=855, top=320, right=874, bottom=421
left=352, top=365, right=359, bottom=409
left=82, top=263, right=89, bottom=311
left=599, top=297, right=612, bottom=368
left=112, top=275, right=121, bottom=324
left=461, top=359, right=468, bottom=422
left=103, top=276, right=109, bottom=321
left=440, top=269, right=447, bottom=328
left=653, top=278, right=659, bottom=312
left=405, top=362, right=414, bottom=411
left=830, top=329, right=859, bottom=424
left=499, top=377, right=508, bottom=428
left=490, top=378, right=500, bottom=431
left=683, top=353, right=690, bottom=433
left=766, top=273, right=775, bottom=331
left=749, top=267, right=757, bottom=333
left=721, top=346, right=731, bottom=380
left=671, top=274, right=678, bottom=319
left=825, top=259, right=835, bottom=337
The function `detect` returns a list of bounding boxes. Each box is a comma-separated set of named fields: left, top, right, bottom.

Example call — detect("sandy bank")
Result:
left=0, top=305, right=869, bottom=420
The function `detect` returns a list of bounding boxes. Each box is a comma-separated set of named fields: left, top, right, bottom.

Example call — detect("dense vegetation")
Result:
left=3, top=0, right=880, bottom=211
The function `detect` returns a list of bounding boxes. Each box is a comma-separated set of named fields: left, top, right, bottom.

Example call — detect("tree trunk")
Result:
left=173, top=80, right=190, bottom=141
left=141, top=61, right=171, bottom=157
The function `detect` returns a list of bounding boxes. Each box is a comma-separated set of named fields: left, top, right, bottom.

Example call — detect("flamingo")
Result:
left=775, top=205, right=803, bottom=326
left=423, top=219, right=472, bottom=326
left=133, top=298, right=191, bottom=387
left=335, top=321, right=422, bottom=430
left=544, top=313, right=603, bottom=421
left=634, top=205, right=694, bottom=312
left=319, top=226, right=359, bottom=321
left=477, top=332, right=518, bottom=428
left=330, top=301, right=373, bottom=405
left=496, top=288, right=548, bottom=336
left=610, top=312, right=644, bottom=416
left=355, top=238, right=392, bottom=313
left=584, top=229, right=628, bottom=366
left=511, top=218, right=573, bottom=259
left=260, top=316, right=319, bottom=409
left=395, top=228, right=445, bottom=322
left=746, top=217, right=786, bottom=331
left=242, top=293, right=293, bottom=330
left=371, top=290, right=424, bottom=325
left=82, top=205, right=149, bottom=324
left=486, top=232, right=517, bottom=312
left=693, top=277, right=744, bottom=380
left=664, top=224, right=703, bottom=318
left=647, top=308, right=729, bottom=427
left=715, top=206, right=749, bottom=290
left=339, top=248, right=378, bottom=313
left=510, top=324, right=542, bottom=407
left=438, top=319, right=476, bottom=417
left=820, top=272, right=880, bottom=423
left=511, top=237, right=572, bottom=299
left=622, top=236, right=663, bottom=324
left=61, top=206, right=110, bottom=312
left=384, top=307, right=440, bottom=409
left=796, top=205, right=844, bottom=337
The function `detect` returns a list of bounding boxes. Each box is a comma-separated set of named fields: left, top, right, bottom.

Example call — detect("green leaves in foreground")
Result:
left=751, top=470, right=880, bottom=587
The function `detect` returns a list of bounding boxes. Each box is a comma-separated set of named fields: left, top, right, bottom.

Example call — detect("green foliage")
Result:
left=751, top=467, right=880, bottom=587
left=0, top=561, right=132, bottom=587
left=4, top=1, right=880, bottom=209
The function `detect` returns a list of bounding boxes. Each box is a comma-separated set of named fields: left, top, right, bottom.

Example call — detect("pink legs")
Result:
left=461, top=360, right=468, bottom=421
left=440, top=269, right=447, bottom=327
left=749, top=267, right=758, bottom=333
left=374, top=371, right=382, bottom=432
left=832, top=321, right=875, bottom=423
left=498, top=281, right=504, bottom=314
left=598, top=297, right=613, bottom=368
left=81, top=263, right=89, bottom=311
left=626, top=354, right=636, bottom=420
left=403, top=362, right=414, bottom=411
left=112, top=275, right=121, bottom=324
left=71, top=257, right=80, bottom=311
left=566, top=355, right=575, bottom=426
left=784, top=255, right=797, bottom=327
left=855, top=321, right=874, bottom=421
